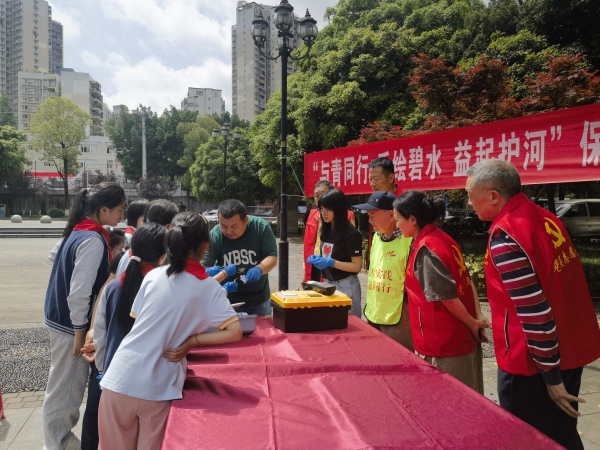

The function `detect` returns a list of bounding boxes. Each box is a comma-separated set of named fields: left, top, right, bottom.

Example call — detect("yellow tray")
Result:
left=271, top=290, right=351, bottom=309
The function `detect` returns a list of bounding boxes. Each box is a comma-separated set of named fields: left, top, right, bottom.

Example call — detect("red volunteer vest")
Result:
left=405, top=224, right=477, bottom=357
left=485, top=193, right=600, bottom=375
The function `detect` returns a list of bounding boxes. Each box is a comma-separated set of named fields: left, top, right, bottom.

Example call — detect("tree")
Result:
left=176, top=115, right=219, bottom=193
left=524, top=54, right=600, bottom=112
left=520, top=0, right=600, bottom=68
left=0, top=93, right=16, bottom=127
left=0, top=125, right=27, bottom=187
left=107, top=106, right=197, bottom=181
left=29, top=97, right=91, bottom=208
left=191, top=132, right=275, bottom=204
left=137, top=176, right=177, bottom=200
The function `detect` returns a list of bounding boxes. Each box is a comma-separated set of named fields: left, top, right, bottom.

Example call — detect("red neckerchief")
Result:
left=125, top=226, right=136, bottom=235
left=73, top=218, right=111, bottom=260
left=119, top=263, right=157, bottom=285
left=184, top=259, right=209, bottom=280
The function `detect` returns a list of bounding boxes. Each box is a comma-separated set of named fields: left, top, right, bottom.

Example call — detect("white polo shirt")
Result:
left=100, top=265, right=238, bottom=401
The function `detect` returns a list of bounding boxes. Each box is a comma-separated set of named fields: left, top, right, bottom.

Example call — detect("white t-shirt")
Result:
left=100, top=265, right=238, bottom=401
left=115, top=249, right=131, bottom=277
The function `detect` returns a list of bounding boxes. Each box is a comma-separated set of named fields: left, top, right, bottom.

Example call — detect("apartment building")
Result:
left=50, top=19, right=63, bottom=73
left=1, top=0, right=58, bottom=114
left=24, top=134, right=125, bottom=181
left=181, top=87, right=225, bottom=116
left=232, top=1, right=302, bottom=122
left=17, top=68, right=104, bottom=134
left=16, top=70, right=57, bottom=129
left=59, top=68, right=104, bottom=135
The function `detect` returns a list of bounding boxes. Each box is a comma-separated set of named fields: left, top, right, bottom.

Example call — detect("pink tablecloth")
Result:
left=162, top=316, right=559, bottom=449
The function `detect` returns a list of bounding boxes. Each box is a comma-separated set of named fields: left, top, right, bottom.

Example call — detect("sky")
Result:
left=48, top=0, right=339, bottom=115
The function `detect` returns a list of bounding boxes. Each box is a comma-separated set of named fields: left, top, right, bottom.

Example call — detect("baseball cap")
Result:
left=352, top=191, right=396, bottom=211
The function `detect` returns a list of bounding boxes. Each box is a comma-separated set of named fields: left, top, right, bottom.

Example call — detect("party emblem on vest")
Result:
left=385, top=250, right=396, bottom=258
left=451, top=245, right=467, bottom=277
left=544, top=217, right=566, bottom=249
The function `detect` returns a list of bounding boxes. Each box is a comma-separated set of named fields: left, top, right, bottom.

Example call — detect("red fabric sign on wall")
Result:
left=304, top=103, right=600, bottom=195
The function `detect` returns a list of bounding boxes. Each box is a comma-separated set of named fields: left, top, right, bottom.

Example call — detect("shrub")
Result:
left=48, top=208, right=65, bottom=218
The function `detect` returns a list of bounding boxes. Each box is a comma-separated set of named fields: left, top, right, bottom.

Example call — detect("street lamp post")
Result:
left=251, top=0, right=318, bottom=291
left=212, top=122, right=241, bottom=202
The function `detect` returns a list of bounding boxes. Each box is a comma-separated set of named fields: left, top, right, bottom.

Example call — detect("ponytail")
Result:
left=116, top=222, right=167, bottom=333
left=63, top=189, right=90, bottom=237
left=165, top=212, right=209, bottom=277
left=165, top=225, right=187, bottom=276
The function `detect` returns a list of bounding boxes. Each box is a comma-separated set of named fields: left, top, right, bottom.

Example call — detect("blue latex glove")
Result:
left=224, top=264, right=237, bottom=278
left=223, top=282, right=238, bottom=294
left=307, top=255, right=335, bottom=270
left=245, top=267, right=263, bottom=283
left=205, top=266, right=223, bottom=277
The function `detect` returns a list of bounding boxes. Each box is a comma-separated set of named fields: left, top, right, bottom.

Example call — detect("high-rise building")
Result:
left=59, top=68, right=103, bottom=135
left=232, top=1, right=302, bottom=122
left=16, top=70, right=57, bottom=130
left=50, top=19, right=63, bottom=74
left=17, top=68, right=104, bottom=134
left=181, top=87, right=225, bottom=116
left=2, top=0, right=57, bottom=114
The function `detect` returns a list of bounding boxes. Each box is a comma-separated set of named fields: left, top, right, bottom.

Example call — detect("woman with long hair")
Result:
left=42, top=183, right=126, bottom=450
left=307, top=189, right=363, bottom=317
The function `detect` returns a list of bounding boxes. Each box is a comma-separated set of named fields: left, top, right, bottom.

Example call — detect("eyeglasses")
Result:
left=319, top=207, right=332, bottom=214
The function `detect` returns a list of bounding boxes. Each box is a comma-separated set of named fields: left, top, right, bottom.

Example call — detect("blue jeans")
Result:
left=237, top=298, right=272, bottom=316
left=324, top=274, right=362, bottom=318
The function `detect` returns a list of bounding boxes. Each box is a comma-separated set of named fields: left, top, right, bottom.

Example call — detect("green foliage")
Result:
left=29, top=97, right=90, bottom=179
left=0, top=93, right=16, bottom=127
left=48, top=208, right=66, bottom=218
left=247, top=0, right=600, bottom=196
left=137, top=176, right=177, bottom=200
left=191, top=131, right=275, bottom=204
left=106, top=106, right=197, bottom=181
left=0, top=126, right=27, bottom=187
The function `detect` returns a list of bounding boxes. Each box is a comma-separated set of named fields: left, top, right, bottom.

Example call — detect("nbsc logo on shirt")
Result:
left=223, top=249, right=258, bottom=267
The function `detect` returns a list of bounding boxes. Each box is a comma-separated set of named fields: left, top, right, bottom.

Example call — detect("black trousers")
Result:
left=498, top=367, right=584, bottom=450
left=81, top=362, right=102, bottom=450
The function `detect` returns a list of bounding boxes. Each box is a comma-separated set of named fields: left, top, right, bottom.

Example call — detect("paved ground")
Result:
left=1, top=221, right=599, bottom=449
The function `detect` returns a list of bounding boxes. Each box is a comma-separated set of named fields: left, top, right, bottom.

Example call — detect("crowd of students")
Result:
left=42, top=187, right=242, bottom=450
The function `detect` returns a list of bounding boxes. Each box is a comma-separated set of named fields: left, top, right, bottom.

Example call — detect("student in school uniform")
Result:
left=98, top=212, right=243, bottom=450
left=123, top=199, right=148, bottom=247
left=80, top=223, right=166, bottom=450
left=42, top=183, right=126, bottom=450
left=116, top=199, right=178, bottom=277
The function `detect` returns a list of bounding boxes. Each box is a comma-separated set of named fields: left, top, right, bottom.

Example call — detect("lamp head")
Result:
left=274, top=0, right=294, bottom=32
left=221, top=122, right=231, bottom=138
left=251, top=10, right=269, bottom=47
left=211, top=128, right=219, bottom=139
left=299, top=9, right=318, bottom=46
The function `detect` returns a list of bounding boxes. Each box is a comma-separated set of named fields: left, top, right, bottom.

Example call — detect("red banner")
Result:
left=304, top=103, right=600, bottom=195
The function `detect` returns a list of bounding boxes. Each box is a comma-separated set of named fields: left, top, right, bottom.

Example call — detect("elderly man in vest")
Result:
left=353, top=191, right=413, bottom=350
left=465, top=159, right=600, bottom=449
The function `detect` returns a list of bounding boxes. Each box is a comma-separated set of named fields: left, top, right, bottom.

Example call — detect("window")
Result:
left=588, top=203, right=600, bottom=217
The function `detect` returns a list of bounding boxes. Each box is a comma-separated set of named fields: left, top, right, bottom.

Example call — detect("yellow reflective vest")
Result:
left=365, top=233, right=412, bottom=325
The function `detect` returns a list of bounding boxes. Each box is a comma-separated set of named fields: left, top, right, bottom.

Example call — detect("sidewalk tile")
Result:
left=579, top=412, right=600, bottom=448
left=579, top=392, right=600, bottom=416
left=0, top=407, right=33, bottom=445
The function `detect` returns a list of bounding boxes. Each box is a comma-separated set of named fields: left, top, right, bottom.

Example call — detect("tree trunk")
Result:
left=63, top=157, right=69, bottom=211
